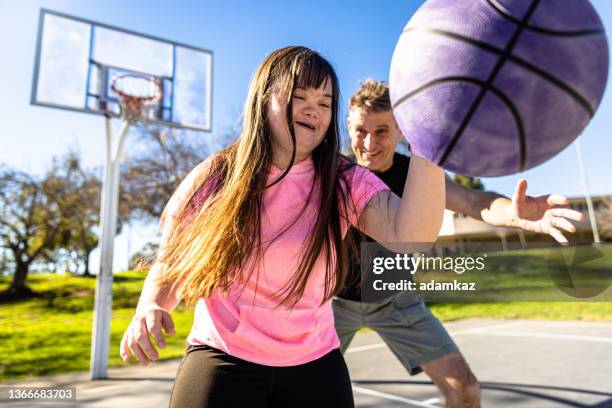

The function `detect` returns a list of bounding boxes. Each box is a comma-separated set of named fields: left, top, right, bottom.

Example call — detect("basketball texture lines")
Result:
left=390, top=0, right=609, bottom=176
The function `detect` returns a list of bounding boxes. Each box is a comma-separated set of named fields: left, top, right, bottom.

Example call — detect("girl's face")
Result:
left=268, top=79, right=333, bottom=167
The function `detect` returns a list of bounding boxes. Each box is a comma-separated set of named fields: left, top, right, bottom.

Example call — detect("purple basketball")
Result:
left=389, top=0, right=609, bottom=177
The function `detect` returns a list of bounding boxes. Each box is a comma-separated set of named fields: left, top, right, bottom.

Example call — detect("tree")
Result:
left=121, top=129, right=213, bottom=220
left=0, top=166, right=68, bottom=295
left=129, top=241, right=159, bottom=270
left=453, top=174, right=485, bottom=191
left=48, top=152, right=103, bottom=276
left=0, top=150, right=134, bottom=295
left=45, top=151, right=131, bottom=276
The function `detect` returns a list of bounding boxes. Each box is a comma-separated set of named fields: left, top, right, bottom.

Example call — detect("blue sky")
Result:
left=1, top=0, right=611, bottom=270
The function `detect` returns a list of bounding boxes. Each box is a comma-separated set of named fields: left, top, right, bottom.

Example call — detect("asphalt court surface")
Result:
left=3, top=318, right=612, bottom=407
left=346, top=319, right=612, bottom=407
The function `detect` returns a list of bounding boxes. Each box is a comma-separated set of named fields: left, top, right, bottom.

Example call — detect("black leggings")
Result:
left=169, top=344, right=355, bottom=408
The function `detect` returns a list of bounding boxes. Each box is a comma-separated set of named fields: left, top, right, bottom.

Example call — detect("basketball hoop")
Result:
left=31, top=9, right=213, bottom=380
left=111, top=74, right=161, bottom=123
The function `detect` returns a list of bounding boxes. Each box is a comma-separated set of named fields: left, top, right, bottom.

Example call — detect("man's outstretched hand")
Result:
left=511, top=179, right=585, bottom=245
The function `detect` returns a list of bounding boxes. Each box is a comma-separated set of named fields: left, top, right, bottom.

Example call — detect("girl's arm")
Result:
left=135, top=212, right=184, bottom=315
left=121, top=157, right=212, bottom=365
left=120, top=212, right=182, bottom=366
left=358, top=154, right=445, bottom=244
left=135, top=262, right=181, bottom=314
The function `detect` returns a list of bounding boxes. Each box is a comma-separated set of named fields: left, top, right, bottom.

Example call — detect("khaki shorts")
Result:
left=332, top=292, right=458, bottom=375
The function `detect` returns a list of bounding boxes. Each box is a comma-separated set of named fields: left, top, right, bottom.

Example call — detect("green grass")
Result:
left=424, top=244, right=612, bottom=320
left=0, top=272, right=194, bottom=381
left=411, top=243, right=612, bottom=301
left=429, top=301, right=612, bottom=322
left=1, top=246, right=612, bottom=381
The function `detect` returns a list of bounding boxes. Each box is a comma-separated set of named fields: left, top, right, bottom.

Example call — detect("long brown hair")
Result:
left=157, top=46, right=358, bottom=306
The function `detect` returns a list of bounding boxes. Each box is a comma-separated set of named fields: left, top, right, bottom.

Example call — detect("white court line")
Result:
left=461, top=330, right=612, bottom=343
left=421, top=397, right=442, bottom=405
left=448, top=321, right=520, bottom=336
left=505, top=321, right=612, bottom=329
left=352, top=385, right=442, bottom=407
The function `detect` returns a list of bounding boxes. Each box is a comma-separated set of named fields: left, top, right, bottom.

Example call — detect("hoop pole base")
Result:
left=90, top=117, right=131, bottom=380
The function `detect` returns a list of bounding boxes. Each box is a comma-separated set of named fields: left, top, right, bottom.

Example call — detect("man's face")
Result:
left=348, top=107, right=402, bottom=172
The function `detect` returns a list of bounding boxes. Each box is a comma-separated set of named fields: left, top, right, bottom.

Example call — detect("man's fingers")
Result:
left=513, top=179, right=528, bottom=203
left=146, top=311, right=166, bottom=349
left=162, top=312, right=176, bottom=336
left=548, top=227, right=569, bottom=245
left=135, top=320, right=159, bottom=361
left=552, top=217, right=576, bottom=233
left=551, top=208, right=584, bottom=221
left=547, top=194, right=570, bottom=206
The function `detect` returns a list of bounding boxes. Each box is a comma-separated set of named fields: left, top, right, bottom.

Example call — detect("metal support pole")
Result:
left=90, top=116, right=131, bottom=380
left=574, top=139, right=600, bottom=244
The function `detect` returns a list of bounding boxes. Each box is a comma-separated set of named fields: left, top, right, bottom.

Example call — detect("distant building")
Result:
left=438, top=195, right=612, bottom=251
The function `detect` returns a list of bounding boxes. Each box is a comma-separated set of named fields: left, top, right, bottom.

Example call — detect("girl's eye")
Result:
left=320, top=104, right=330, bottom=108
left=293, top=95, right=305, bottom=100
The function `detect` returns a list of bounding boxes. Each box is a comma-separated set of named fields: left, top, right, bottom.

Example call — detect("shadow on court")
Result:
left=347, top=319, right=612, bottom=407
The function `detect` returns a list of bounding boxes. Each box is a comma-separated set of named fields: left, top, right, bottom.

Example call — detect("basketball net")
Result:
left=111, top=74, right=161, bottom=123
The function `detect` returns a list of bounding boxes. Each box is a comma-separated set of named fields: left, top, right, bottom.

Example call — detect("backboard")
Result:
left=31, top=9, right=213, bottom=132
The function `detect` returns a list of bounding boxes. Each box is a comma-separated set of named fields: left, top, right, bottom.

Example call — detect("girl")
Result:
left=120, top=46, right=445, bottom=407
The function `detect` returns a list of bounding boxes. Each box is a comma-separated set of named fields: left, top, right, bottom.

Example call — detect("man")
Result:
left=334, top=79, right=584, bottom=407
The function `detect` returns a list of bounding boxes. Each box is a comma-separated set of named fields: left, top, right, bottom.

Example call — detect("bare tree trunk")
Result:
left=9, top=261, right=32, bottom=294
left=82, top=248, right=93, bottom=277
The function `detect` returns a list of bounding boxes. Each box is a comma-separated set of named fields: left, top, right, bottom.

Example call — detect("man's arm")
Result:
left=445, top=175, right=512, bottom=225
left=445, top=176, right=585, bottom=244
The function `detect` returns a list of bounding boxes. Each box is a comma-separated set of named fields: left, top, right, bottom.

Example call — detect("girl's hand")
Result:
left=120, top=303, right=176, bottom=366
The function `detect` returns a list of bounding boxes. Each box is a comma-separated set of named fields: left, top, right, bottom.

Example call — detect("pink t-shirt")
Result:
left=168, top=156, right=389, bottom=366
